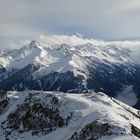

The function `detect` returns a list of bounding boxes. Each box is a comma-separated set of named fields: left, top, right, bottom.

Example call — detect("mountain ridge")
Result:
left=0, top=36, right=140, bottom=109
left=0, top=90, right=140, bottom=140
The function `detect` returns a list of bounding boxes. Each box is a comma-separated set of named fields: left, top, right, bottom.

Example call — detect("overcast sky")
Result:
left=1, top=0, right=140, bottom=49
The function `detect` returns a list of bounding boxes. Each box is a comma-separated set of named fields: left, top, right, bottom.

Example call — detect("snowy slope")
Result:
left=0, top=35, right=140, bottom=109
left=117, top=85, right=139, bottom=106
left=0, top=37, right=136, bottom=79
left=0, top=91, right=140, bottom=140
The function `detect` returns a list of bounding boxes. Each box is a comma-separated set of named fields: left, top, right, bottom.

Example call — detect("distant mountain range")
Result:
left=0, top=36, right=140, bottom=109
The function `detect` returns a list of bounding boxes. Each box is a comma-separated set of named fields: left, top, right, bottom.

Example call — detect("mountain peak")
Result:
left=30, top=40, right=40, bottom=48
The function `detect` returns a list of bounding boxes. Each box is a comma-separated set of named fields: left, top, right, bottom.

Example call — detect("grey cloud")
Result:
left=0, top=0, right=140, bottom=49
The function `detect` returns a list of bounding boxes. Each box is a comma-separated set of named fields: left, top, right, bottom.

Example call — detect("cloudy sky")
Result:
left=1, top=0, right=140, bottom=49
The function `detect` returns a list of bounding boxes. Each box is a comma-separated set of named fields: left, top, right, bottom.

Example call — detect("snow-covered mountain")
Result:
left=0, top=90, right=140, bottom=140
left=0, top=35, right=140, bottom=109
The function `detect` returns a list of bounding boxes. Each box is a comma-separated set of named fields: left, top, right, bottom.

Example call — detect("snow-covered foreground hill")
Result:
left=0, top=90, right=140, bottom=140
